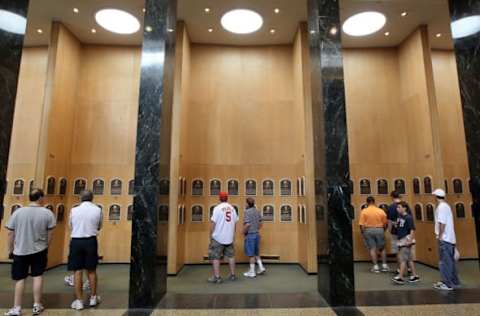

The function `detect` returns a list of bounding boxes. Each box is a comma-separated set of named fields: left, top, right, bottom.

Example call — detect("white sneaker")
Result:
left=243, top=271, right=256, bottom=278
left=32, top=303, right=44, bottom=315
left=370, top=265, right=380, bottom=273
left=4, top=306, right=21, bottom=316
left=381, top=264, right=390, bottom=272
left=64, top=275, right=74, bottom=287
left=89, top=295, right=101, bottom=307
left=71, top=300, right=84, bottom=311
left=257, top=267, right=266, bottom=275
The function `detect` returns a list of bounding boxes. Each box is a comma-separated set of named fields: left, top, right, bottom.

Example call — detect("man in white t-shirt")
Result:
left=432, top=189, right=460, bottom=291
left=208, top=192, right=239, bottom=283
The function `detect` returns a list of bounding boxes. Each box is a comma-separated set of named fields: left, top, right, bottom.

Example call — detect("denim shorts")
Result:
left=244, top=233, right=260, bottom=257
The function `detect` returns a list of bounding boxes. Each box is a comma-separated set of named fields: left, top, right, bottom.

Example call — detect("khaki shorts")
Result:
left=399, top=244, right=416, bottom=263
left=390, top=234, right=398, bottom=254
left=363, top=228, right=385, bottom=250
left=208, top=238, right=235, bottom=260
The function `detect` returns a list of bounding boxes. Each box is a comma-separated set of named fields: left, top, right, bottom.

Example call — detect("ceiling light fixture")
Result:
left=342, top=11, right=386, bottom=36
left=95, top=8, right=140, bottom=34
left=91, top=28, right=97, bottom=33
left=270, top=28, right=276, bottom=34
left=401, top=11, right=408, bottom=17
left=384, top=31, right=390, bottom=36
left=221, top=9, right=263, bottom=34
left=208, top=27, right=213, bottom=33
left=73, top=8, right=79, bottom=14
left=167, top=28, right=174, bottom=33
left=145, top=26, right=153, bottom=32
left=274, top=8, right=280, bottom=14
left=451, top=15, right=480, bottom=39
left=36, top=28, right=43, bottom=34
left=0, top=9, right=27, bottom=34
left=436, top=33, right=442, bottom=38
left=204, top=7, right=211, bottom=13
left=329, top=26, right=338, bottom=35
left=142, top=8, right=146, bottom=13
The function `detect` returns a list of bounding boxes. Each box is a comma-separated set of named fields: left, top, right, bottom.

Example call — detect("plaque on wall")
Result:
left=280, top=179, right=292, bottom=196
left=127, top=205, right=133, bottom=221
left=46, top=205, right=54, bottom=212
left=456, top=203, right=465, bottom=218
left=414, top=204, right=422, bottom=221
left=315, top=179, right=323, bottom=196
left=413, top=178, right=420, bottom=194
left=93, top=179, right=105, bottom=195
left=158, top=204, right=169, bottom=223
left=46, top=177, right=56, bottom=195
left=210, top=179, right=221, bottom=196
left=360, top=179, right=371, bottom=195
left=192, top=179, right=203, bottom=196
left=316, top=205, right=325, bottom=221
left=453, top=179, right=463, bottom=194
left=159, top=178, right=169, bottom=195
left=361, top=204, right=368, bottom=210
left=394, top=179, right=406, bottom=195
left=74, top=179, right=87, bottom=195
left=109, top=204, right=121, bottom=221
left=11, top=204, right=22, bottom=214
left=13, top=179, right=24, bottom=195
left=423, top=177, right=432, bottom=194
left=191, top=205, right=203, bottom=222
left=57, top=205, right=65, bottom=222
left=29, top=180, right=35, bottom=194
left=280, top=205, right=292, bottom=222
left=209, top=205, right=215, bottom=219
left=377, top=179, right=389, bottom=195
left=262, top=205, right=274, bottom=222
left=426, top=204, right=434, bottom=221
left=111, top=179, right=122, bottom=195
left=59, top=178, right=67, bottom=195
left=379, top=204, right=389, bottom=213
left=262, top=180, right=274, bottom=196
left=227, top=179, right=239, bottom=196
left=245, top=180, right=257, bottom=196
left=128, top=179, right=135, bottom=195
left=444, top=179, right=449, bottom=194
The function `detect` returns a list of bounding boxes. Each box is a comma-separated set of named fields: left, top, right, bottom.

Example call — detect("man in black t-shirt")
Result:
left=387, top=191, right=401, bottom=264
left=392, top=201, right=420, bottom=285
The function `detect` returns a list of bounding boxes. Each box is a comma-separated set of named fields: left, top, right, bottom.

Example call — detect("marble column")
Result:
left=448, top=0, right=480, bottom=265
left=308, top=0, right=355, bottom=306
left=129, top=0, right=177, bottom=309
left=0, top=0, right=29, bottom=225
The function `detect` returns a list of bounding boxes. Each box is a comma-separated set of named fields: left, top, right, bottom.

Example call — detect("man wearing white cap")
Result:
left=432, top=188, right=460, bottom=291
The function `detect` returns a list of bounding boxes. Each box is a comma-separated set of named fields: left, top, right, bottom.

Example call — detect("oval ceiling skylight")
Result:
left=221, top=9, right=263, bottom=34
left=342, top=11, right=386, bottom=36
left=451, top=15, right=480, bottom=39
left=95, top=9, right=140, bottom=34
left=0, top=9, right=27, bottom=34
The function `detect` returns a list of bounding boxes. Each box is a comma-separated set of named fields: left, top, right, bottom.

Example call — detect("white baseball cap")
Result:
left=432, top=188, right=446, bottom=198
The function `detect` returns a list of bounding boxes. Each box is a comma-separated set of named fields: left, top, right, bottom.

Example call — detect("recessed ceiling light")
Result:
left=436, top=33, right=442, bottom=38
left=167, top=28, right=174, bottom=33
left=73, top=8, right=79, bottom=14
left=342, top=11, right=386, bottom=36
left=95, top=8, right=140, bottom=34
left=274, top=8, right=280, bottom=14
left=0, top=9, right=26, bottom=34
left=310, top=30, right=316, bottom=34
left=221, top=9, right=263, bottom=34
left=270, top=28, right=276, bottom=34
left=401, top=11, right=408, bottom=17
left=384, top=31, right=390, bottom=36
left=208, top=27, right=213, bottom=33
left=145, top=26, right=153, bottom=32
left=36, top=28, right=43, bottom=34
left=451, top=15, right=480, bottom=39
left=91, top=28, right=97, bottom=33
left=329, top=26, right=338, bottom=35
left=142, top=8, right=146, bottom=13
left=204, top=7, right=211, bottom=13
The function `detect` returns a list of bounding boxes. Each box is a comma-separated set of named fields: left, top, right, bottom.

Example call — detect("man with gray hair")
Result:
left=68, top=190, right=103, bottom=310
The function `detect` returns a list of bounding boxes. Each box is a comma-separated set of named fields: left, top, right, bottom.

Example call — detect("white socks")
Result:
left=249, top=263, right=255, bottom=273
left=257, top=258, right=265, bottom=270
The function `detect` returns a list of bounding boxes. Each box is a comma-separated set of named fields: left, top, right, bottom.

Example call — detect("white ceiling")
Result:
left=23, top=0, right=453, bottom=49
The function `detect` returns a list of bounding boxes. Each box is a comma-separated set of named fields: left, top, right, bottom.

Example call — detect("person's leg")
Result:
left=228, top=256, right=236, bottom=276
left=74, top=270, right=83, bottom=300
left=408, top=260, right=417, bottom=277
left=438, top=241, right=452, bottom=287
left=13, top=279, right=25, bottom=307
left=212, top=259, right=221, bottom=278
left=87, top=270, right=97, bottom=297
left=255, top=235, right=265, bottom=272
left=32, top=276, right=43, bottom=305
left=398, top=261, right=406, bottom=279
left=369, top=247, right=378, bottom=265
left=380, top=247, right=387, bottom=265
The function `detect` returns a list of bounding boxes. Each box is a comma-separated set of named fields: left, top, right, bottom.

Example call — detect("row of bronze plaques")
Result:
left=342, top=177, right=466, bottom=195
left=176, top=204, right=309, bottom=224
left=180, top=178, right=306, bottom=197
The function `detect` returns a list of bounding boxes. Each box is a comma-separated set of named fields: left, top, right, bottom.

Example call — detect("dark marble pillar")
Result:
left=448, top=0, right=480, bottom=266
left=0, top=0, right=29, bottom=226
left=308, top=0, right=355, bottom=306
left=129, top=0, right=177, bottom=309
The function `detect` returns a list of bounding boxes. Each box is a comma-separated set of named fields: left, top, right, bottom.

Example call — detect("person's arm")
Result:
left=243, top=223, right=251, bottom=235
left=437, top=207, right=447, bottom=240
left=98, top=209, right=104, bottom=231
left=359, top=212, right=365, bottom=234
left=210, top=221, right=216, bottom=237
left=438, top=223, right=446, bottom=240
left=47, top=230, right=54, bottom=245
left=7, top=230, right=14, bottom=256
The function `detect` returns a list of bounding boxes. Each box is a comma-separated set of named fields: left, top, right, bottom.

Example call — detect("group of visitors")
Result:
left=359, top=189, right=460, bottom=290
left=4, top=189, right=102, bottom=315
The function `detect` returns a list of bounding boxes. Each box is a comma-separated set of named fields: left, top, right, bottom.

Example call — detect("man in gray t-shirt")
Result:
left=243, top=197, right=266, bottom=278
left=5, top=189, right=56, bottom=316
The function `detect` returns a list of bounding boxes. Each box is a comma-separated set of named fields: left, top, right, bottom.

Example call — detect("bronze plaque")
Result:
left=109, top=204, right=121, bottom=221
left=158, top=204, right=169, bottom=223
left=191, top=205, right=203, bottom=222
left=227, top=180, right=239, bottom=196
left=246, top=180, right=257, bottom=196
left=377, top=179, right=389, bottom=195
left=426, top=204, right=434, bottom=221
left=414, top=204, right=422, bottom=221
left=453, top=179, right=463, bottom=194
left=192, top=179, right=203, bottom=196
left=57, top=205, right=65, bottom=222
left=262, top=205, right=274, bottom=222
left=47, top=177, right=56, bottom=195
left=59, top=178, right=67, bottom=195
left=456, top=203, right=465, bottom=218
left=111, top=179, right=122, bottom=195
left=413, top=178, right=420, bottom=194
left=159, top=178, right=169, bottom=196
left=394, top=179, right=406, bottom=194
left=93, top=179, right=104, bottom=195
left=280, top=205, right=292, bottom=222
left=262, top=180, right=274, bottom=196
left=424, top=177, right=432, bottom=194
left=127, top=205, right=133, bottom=221
left=360, top=179, right=371, bottom=195
left=281, top=179, right=292, bottom=196
left=210, top=179, right=221, bottom=196
left=13, top=179, right=24, bottom=195
left=74, top=179, right=86, bottom=195
left=128, top=179, right=135, bottom=195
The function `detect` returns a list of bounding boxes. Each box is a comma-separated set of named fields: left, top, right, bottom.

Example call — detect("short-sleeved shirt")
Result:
left=211, top=202, right=239, bottom=245
left=5, top=204, right=56, bottom=256
left=435, top=201, right=456, bottom=244
left=70, top=201, right=103, bottom=238
left=387, top=203, right=398, bottom=235
left=396, top=213, right=415, bottom=240
left=244, top=207, right=262, bottom=234
left=359, top=205, right=387, bottom=228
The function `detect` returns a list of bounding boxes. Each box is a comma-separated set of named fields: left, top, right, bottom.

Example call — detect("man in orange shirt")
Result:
left=359, top=196, right=389, bottom=273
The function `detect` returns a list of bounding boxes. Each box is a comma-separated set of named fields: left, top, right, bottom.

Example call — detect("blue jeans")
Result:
left=244, top=233, right=260, bottom=257
left=438, top=240, right=460, bottom=287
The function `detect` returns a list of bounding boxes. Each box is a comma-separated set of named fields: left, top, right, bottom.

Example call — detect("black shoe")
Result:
left=408, top=276, right=420, bottom=283
left=228, top=274, right=237, bottom=281
left=392, top=276, right=405, bottom=285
